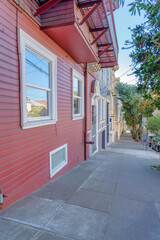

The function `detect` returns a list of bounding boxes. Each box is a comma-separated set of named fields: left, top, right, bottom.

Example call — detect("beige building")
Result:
left=109, top=70, right=126, bottom=144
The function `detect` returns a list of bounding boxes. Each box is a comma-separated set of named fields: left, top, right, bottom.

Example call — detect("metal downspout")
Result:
left=84, top=63, right=88, bottom=160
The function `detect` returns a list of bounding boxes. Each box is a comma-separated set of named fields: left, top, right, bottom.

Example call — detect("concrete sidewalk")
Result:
left=1, top=133, right=160, bottom=240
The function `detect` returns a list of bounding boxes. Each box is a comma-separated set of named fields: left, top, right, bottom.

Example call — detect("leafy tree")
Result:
left=116, top=82, right=156, bottom=141
left=121, top=0, right=160, bottom=108
left=138, top=98, right=156, bottom=116
left=27, top=106, right=46, bottom=117
left=147, top=113, right=160, bottom=134
left=116, top=82, right=142, bottom=141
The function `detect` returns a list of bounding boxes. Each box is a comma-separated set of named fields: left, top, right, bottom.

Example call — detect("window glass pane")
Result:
left=25, top=48, right=49, bottom=88
left=27, top=87, right=49, bottom=118
left=51, top=148, right=65, bottom=170
left=73, top=77, right=81, bottom=97
left=103, top=100, right=106, bottom=119
left=74, top=97, right=81, bottom=114
left=92, top=105, right=97, bottom=136
left=98, top=99, right=102, bottom=121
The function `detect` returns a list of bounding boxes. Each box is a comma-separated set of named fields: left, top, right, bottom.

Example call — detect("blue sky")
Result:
left=114, top=0, right=145, bottom=84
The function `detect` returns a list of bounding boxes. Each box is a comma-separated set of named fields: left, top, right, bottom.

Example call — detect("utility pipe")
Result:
left=84, top=63, right=88, bottom=160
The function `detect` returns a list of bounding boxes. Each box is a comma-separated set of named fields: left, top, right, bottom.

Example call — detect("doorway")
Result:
left=102, top=130, right=106, bottom=149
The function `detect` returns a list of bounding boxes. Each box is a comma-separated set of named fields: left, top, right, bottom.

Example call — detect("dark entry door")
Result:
left=102, top=130, right=105, bottom=149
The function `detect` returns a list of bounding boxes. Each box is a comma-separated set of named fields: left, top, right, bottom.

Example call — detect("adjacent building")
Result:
left=109, top=72, right=126, bottom=143
left=0, top=0, right=119, bottom=208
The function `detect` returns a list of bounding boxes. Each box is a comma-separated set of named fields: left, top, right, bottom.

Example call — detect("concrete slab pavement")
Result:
left=1, top=132, right=160, bottom=240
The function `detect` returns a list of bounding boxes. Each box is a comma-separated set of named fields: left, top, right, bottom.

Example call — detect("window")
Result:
left=49, top=144, right=68, bottom=178
left=19, top=29, right=57, bottom=129
left=72, top=69, right=84, bottom=119
left=102, top=99, right=106, bottom=120
left=98, top=69, right=107, bottom=83
left=107, top=69, right=111, bottom=87
left=99, top=98, right=106, bottom=121
left=98, top=99, right=103, bottom=121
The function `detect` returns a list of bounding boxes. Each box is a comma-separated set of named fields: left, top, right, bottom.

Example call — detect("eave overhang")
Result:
left=34, top=0, right=119, bottom=68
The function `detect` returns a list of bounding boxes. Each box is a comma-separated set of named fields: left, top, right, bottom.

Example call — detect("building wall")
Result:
left=0, top=0, right=94, bottom=209
left=41, top=0, right=75, bottom=27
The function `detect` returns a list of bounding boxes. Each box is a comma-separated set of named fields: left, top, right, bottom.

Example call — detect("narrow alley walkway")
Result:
left=1, top=133, right=160, bottom=240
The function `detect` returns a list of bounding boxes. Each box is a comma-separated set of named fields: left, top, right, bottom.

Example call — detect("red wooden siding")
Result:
left=0, top=0, right=90, bottom=209
left=41, top=0, right=75, bottom=27
left=11, top=0, right=41, bottom=24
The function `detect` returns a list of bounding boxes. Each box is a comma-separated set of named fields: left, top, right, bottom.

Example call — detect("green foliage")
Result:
left=147, top=113, right=160, bottom=134
left=116, top=82, right=156, bottom=141
left=121, top=0, right=160, bottom=107
left=115, top=82, right=142, bottom=128
left=27, top=106, right=44, bottom=117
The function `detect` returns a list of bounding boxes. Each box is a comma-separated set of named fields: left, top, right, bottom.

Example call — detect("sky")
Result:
left=114, top=0, right=145, bottom=84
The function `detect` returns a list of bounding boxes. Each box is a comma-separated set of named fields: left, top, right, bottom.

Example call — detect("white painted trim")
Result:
left=72, top=116, right=84, bottom=121
left=26, top=83, right=51, bottom=92
left=72, top=68, right=84, bottom=120
left=49, top=143, right=68, bottom=178
left=22, top=119, right=58, bottom=129
left=18, top=29, right=57, bottom=129
left=98, top=126, right=107, bottom=133
left=91, top=149, right=98, bottom=156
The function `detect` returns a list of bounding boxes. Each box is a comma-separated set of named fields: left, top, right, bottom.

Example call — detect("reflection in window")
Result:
left=74, top=97, right=81, bottom=115
left=26, top=49, right=49, bottom=88
left=25, top=48, right=50, bottom=119
left=27, top=87, right=48, bottom=118
left=73, top=77, right=82, bottom=115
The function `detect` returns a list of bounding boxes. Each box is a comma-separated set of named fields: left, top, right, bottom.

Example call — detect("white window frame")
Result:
left=72, top=69, right=84, bottom=120
left=49, top=143, right=68, bottom=178
left=19, top=29, right=57, bottom=129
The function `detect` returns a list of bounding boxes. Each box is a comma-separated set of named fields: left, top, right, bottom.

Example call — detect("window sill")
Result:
left=72, top=116, right=84, bottom=121
left=22, top=119, right=57, bottom=129
left=50, top=160, right=67, bottom=178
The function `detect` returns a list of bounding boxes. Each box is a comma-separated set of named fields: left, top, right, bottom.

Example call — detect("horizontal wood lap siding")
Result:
left=41, top=0, right=75, bottom=27
left=0, top=0, right=85, bottom=209
left=11, top=0, right=41, bottom=25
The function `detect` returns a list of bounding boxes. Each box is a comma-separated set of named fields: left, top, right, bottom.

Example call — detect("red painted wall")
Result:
left=0, top=0, right=96, bottom=209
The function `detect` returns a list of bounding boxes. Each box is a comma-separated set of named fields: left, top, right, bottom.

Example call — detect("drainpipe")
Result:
left=0, top=188, right=7, bottom=209
left=84, top=63, right=88, bottom=160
